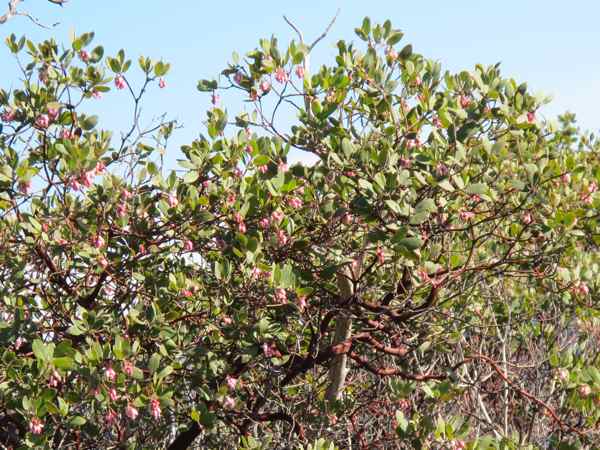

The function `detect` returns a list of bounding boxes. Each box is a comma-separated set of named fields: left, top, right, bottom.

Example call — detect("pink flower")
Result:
left=159, top=78, right=166, bottom=89
left=399, top=157, right=412, bottom=168
left=406, top=138, right=420, bottom=150
left=123, top=360, right=134, bottom=377
left=47, top=107, right=60, bottom=121
left=18, top=180, right=32, bottom=195
left=1, top=108, right=16, bottom=122
left=414, top=76, right=422, bottom=86
left=271, top=210, right=284, bottom=222
left=386, top=48, right=398, bottom=60
left=432, top=116, right=442, bottom=128
left=226, top=375, right=238, bottom=390
left=295, top=65, right=305, bottom=79
left=80, top=170, right=95, bottom=188
left=35, top=114, right=50, bottom=129
left=287, top=196, right=303, bottom=209
left=376, top=246, right=385, bottom=264
left=234, top=71, right=243, bottom=84
left=138, top=244, right=146, bottom=255
left=116, top=203, right=128, bottom=218
left=262, top=342, right=280, bottom=358
left=459, top=210, right=475, bottom=222
left=342, top=213, right=353, bottom=225
left=167, top=193, right=178, bottom=208
left=181, top=289, right=193, bottom=298
left=345, top=171, right=356, bottom=177
left=93, top=235, right=105, bottom=249
left=211, top=92, right=220, bottom=105
left=95, top=161, right=106, bottom=175
left=278, top=161, right=288, bottom=172
left=150, top=398, right=161, bottom=420
left=276, top=229, right=288, bottom=246
left=29, top=417, right=44, bottom=435
left=297, top=296, right=307, bottom=311
left=223, top=396, right=236, bottom=409
left=226, top=193, right=236, bottom=205
left=251, top=267, right=263, bottom=279
left=274, top=67, right=289, bottom=84
left=556, top=368, right=569, bottom=382
left=579, top=384, right=592, bottom=398
left=237, top=221, right=247, bottom=233
left=260, top=80, right=271, bottom=93
left=522, top=212, right=533, bottom=225
left=114, top=74, right=127, bottom=90
left=561, top=173, right=571, bottom=185
left=104, top=364, right=116, bottom=381
left=435, top=163, right=448, bottom=177
left=108, top=388, right=119, bottom=401
left=233, top=168, right=243, bottom=178
left=98, top=254, right=109, bottom=268
left=202, top=180, right=211, bottom=189
left=257, top=164, right=268, bottom=174
left=60, top=128, right=73, bottom=140
left=105, top=409, right=118, bottom=424
left=244, top=144, right=253, bottom=154
left=451, top=440, right=466, bottom=450
left=527, top=111, right=535, bottom=123
left=92, top=89, right=102, bottom=100
left=79, top=50, right=90, bottom=62
left=571, top=281, right=589, bottom=296
left=183, top=240, right=194, bottom=251
left=126, top=404, right=139, bottom=420
left=48, top=370, right=61, bottom=388
left=259, top=217, right=270, bottom=229
left=459, top=95, right=470, bottom=108
left=274, top=288, right=287, bottom=303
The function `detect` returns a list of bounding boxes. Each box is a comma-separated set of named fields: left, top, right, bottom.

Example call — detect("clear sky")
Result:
left=1, top=1, right=599, bottom=165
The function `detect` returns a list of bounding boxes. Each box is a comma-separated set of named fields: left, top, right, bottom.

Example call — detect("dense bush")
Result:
left=1, top=17, right=599, bottom=449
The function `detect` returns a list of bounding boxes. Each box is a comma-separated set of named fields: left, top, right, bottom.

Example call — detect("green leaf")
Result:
left=148, top=353, right=161, bottom=373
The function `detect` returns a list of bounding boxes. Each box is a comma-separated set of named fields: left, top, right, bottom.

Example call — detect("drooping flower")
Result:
left=579, top=384, right=592, bottom=398
left=35, top=114, right=50, bottom=129
left=48, top=370, right=61, bottom=388
left=92, top=89, right=102, bottom=100
left=95, top=161, right=106, bottom=175
left=93, top=235, right=105, bottom=249
left=79, top=50, right=90, bottom=62
left=104, top=364, right=116, bottom=381
left=527, top=111, right=535, bottom=123
left=459, top=210, right=475, bottom=222
left=18, top=180, right=32, bottom=195
left=276, top=229, right=288, bottom=246
left=376, top=246, right=385, bottom=265
left=80, top=170, right=95, bottom=188
left=108, top=388, right=119, bottom=401
left=259, top=217, right=270, bottom=229
left=237, top=221, right=247, bottom=234
left=459, top=95, right=470, bottom=108
left=167, top=193, right=179, bottom=208
left=295, top=65, right=305, bottom=79
left=114, top=74, right=127, bottom=90
left=297, top=296, right=307, bottom=311
left=105, top=409, right=118, bottom=424
left=260, top=80, right=271, bottom=93
left=223, top=396, right=236, bottom=409
left=274, top=67, right=289, bottom=84
left=226, top=375, right=238, bottom=390
left=122, top=360, right=134, bottom=377
left=287, top=196, right=303, bottom=209
left=561, top=173, right=571, bottom=185
left=211, top=92, right=220, bottom=105
left=116, top=203, right=128, bottom=218
left=522, top=212, right=533, bottom=225
left=183, top=240, right=194, bottom=251
left=556, top=368, right=569, bottom=382
left=271, top=210, right=284, bottom=223
left=159, top=78, right=166, bottom=89
left=234, top=71, right=243, bottom=84
left=29, top=417, right=44, bottom=435
left=274, top=288, right=287, bottom=303
left=1, top=108, right=16, bottom=122
left=60, top=128, right=74, bottom=140
left=181, top=289, right=193, bottom=298
left=257, top=164, right=268, bottom=174
left=150, top=398, right=161, bottom=420
left=47, top=107, right=60, bottom=121
left=125, top=404, right=139, bottom=420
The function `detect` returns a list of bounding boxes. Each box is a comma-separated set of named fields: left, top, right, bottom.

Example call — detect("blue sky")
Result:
left=1, top=1, right=599, bottom=165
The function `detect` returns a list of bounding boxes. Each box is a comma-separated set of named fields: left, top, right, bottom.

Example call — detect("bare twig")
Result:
left=0, top=0, right=63, bottom=27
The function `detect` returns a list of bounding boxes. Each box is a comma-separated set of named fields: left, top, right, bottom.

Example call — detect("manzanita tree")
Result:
left=1, top=16, right=599, bottom=449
